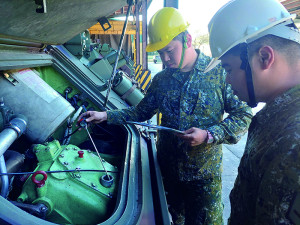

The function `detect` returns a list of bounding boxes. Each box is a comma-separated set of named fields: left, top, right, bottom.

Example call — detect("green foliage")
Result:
left=192, top=33, right=209, bottom=49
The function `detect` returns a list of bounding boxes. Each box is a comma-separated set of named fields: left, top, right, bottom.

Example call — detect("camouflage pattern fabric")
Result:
left=163, top=175, right=223, bottom=225
left=229, top=85, right=300, bottom=225
left=107, top=50, right=252, bottom=223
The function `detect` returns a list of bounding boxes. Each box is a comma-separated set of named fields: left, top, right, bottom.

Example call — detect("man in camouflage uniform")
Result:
left=206, top=0, right=300, bottom=224
left=81, top=7, right=252, bottom=224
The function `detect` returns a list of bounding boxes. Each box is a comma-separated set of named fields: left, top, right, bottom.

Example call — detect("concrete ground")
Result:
left=222, top=134, right=247, bottom=224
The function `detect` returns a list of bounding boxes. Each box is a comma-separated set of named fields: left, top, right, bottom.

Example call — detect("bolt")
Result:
left=76, top=167, right=81, bottom=170
left=63, top=162, right=68, bottom=165
left=91, top=183, right=96, bottom=187
left=59, top=154, right=64, bottom=158
left=40, top=206, right=47, bottom=212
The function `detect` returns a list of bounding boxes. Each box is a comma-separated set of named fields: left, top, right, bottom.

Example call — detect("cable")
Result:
left=60, top=127, right=80, bottom=142
left=0, top=169, right=119, bottom=176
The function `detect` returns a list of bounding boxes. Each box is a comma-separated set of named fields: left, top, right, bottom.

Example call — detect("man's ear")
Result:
left=258, top=46, right=274, bottom=70
left=186, top=33, right=193, bottom=48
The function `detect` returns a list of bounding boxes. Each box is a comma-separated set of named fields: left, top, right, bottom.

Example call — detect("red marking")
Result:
left=31, top=171, right=47, bottom=188
left=78, top=150, right=84, bottom=158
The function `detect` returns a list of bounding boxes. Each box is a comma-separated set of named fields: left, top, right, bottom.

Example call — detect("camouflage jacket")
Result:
left=229, top=85, right=300, bottom=225
left=107, top=51, right=252, bottom=181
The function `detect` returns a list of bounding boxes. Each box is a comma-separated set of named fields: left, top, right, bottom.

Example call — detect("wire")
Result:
left=0, top=169, right=119, bottom=176
left=60, top=127, right=80, bottom=142
left=82, top=105, right=87, bottom=112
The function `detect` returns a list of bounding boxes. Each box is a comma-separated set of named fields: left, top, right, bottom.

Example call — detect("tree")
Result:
left=192, top=33, right=209, bottom=49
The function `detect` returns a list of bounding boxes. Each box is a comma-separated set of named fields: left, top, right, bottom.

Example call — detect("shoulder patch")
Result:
left=288, top=192, right=300, bottom=224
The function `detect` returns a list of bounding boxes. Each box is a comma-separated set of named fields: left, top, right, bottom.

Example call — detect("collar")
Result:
left=255, top=84, right=300, bottom=124
left=193, top=49, right=214, bottom=72
left=167, top=49, right=210, bottom=83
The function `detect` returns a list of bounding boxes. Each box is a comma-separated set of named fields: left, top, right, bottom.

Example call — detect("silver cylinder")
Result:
left=0, top=116, right=27, bottom=157
left=0, top=155, right=8, bottom=198
left=0, top=128, right=18, bottom=157
left=0, top=69, right=74, bottom=143
left=0, top=115, right=27, bottom=197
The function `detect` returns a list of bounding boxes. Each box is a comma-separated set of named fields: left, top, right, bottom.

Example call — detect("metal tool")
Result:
left=84, top=125, right=109, bottom=176
left=126, top=121, right=184, bottom=134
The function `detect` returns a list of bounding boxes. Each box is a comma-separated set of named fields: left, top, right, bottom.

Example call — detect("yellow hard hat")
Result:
left=146, top=7, right=189, bottom=52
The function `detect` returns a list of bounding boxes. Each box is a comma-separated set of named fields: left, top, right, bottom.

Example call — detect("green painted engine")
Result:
left=17, top=140, right=118, bottom=225
left=0, top=1, right=166, bottom=224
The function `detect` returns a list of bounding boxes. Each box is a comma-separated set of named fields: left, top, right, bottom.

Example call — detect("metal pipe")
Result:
left=62, top=106, right=83, bottom=145
left=0, top=115, right=27, bottom=197
left=0, top=115, right=27, bottom=157
left=142, top=0, right=148, bottom=70
left=0, top=155, right=8, bottom=198
left=0, top=38, right=45, bottom=48
left=135, top=0, right=140, bottom=65
left=0, top=129, right=19, bottom=158
left=0, top=150, right=24, bottom=188
left=104, top=0, right=134, bottom=108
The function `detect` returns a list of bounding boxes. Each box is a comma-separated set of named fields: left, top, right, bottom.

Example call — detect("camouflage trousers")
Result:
left=163, top=175, right=223, bottom=225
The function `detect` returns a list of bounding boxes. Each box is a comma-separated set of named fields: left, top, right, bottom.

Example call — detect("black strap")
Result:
left=240, top=44, right=257, bottom=108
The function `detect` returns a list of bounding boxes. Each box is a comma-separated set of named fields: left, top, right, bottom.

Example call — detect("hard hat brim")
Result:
left=204, top=58, right=221, bottom=73
left=206, top=14, right=296, bottom=73
left=146, top=40, right=169, bottom=52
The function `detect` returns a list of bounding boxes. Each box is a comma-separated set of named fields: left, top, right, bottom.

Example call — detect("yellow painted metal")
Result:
left=140, top=70, right=151, bottom=91
left=139, top=70, right=148, bottom=84
left=134, top=64, right=151, bottom=92
left=135, top=64, right=142, bottom=76
left=89, top=20, right=142, bottom=35
left=135, top=67, right=143, bottom=82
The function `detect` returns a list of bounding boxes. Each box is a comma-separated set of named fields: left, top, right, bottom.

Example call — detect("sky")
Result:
left=147, top=0, right=231, bottom=37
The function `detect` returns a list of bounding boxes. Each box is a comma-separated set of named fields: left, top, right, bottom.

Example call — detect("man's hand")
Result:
left=178, top=127, right=207, bottom=146
left=78, top=111, right=107, bottom=124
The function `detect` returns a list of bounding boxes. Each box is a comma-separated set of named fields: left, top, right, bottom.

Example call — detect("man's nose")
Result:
left=161, top=52, right=170, bottom=62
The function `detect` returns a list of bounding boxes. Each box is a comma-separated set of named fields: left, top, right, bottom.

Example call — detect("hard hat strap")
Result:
left=178, top=33, right=188, bottom=70
left=240, top=44, right=257, bottom=108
